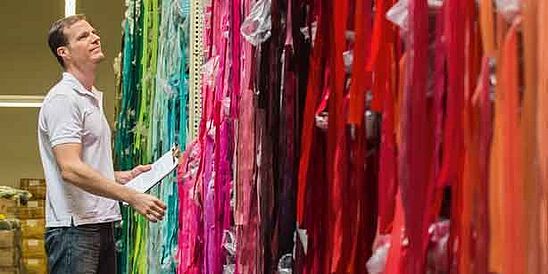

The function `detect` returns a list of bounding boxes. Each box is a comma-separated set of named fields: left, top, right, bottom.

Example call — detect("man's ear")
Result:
left=56, top=46, right=69, bottom=60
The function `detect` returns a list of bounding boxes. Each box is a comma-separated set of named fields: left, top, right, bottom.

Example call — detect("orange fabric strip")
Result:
left=522, top=0, right=542, bottom=272
left=537, top=0, right=548, bottom=271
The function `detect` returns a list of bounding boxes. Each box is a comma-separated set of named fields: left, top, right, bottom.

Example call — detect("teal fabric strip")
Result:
left=114, top=0, right=142, bottom=273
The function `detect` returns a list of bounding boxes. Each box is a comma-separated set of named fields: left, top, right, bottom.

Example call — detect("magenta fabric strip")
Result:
left=202, top=134, right=216, bottom=273
left=177, top=142, right=204, bottom=274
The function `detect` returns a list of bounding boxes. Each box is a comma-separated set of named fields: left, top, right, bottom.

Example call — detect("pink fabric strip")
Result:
left=177, top=142, right=204, bottom=274
left=230, top=0, right=241, bottom=118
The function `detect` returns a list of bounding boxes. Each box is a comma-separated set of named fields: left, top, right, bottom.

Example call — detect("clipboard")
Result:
left=123, top=145, right=178, bottom=200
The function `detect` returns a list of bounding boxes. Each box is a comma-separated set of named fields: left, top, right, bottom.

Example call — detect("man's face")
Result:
left=60, top=20, right=104, bottom=67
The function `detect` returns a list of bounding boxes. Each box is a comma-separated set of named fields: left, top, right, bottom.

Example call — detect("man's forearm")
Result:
left=60, top=161, right=136, bottom=203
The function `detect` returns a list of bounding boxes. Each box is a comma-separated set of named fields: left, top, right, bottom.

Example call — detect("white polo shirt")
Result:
left=38, top=72, right=121, bottom=227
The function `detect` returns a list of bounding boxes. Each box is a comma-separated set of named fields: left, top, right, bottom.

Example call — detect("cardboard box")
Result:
left=22, top=201, right=44, bottom=209
left=0, top=248, right=18, bottom=267
left=22, top=187, right=45, bottom=201
left=19, top=180, right=46, bottom=201
left=19, top=179, right=45, bottom=190
left=15, top=208, right=43, bottom=220
left=20, top=220, right=45, bottom=239
left=0, top=266, right=20, bottom=274
left=0, top=199, right=17, bottom=218
left=22, top=258, right=46, bottom=274
left=14, top=202, right=44, bottom=220
left=0, top=231, right=17, bottom=249
left=0, top=228, right=21, bottom=271
left=21, top=240, right=44, bottom=258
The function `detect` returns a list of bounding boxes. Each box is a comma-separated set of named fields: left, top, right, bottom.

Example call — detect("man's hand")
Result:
left=172, top=146, right=184, bottom=164
left=115, top=164, right=152, bottom=184
left=127, top=192, right=166, bottom=222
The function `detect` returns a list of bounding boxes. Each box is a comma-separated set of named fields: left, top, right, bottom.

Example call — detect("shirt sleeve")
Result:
left=43, top=94, right=83, bottom=147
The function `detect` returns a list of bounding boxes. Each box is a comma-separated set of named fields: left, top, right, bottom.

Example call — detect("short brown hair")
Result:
left=47, top=15, right=87, bottom=68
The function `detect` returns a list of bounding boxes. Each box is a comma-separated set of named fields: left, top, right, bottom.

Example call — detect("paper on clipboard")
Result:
left=124, top=149, right=178, bottom=194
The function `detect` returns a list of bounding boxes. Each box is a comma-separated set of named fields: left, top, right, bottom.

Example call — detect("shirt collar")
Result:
left=62, top=72, right=102, bottom=100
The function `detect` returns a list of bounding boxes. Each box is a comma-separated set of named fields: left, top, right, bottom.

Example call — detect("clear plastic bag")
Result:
left=202, top=55, right=220, bottom=88
left=386, top=0, right=409, bottom=32
left=299, top=21, right=317, bottom=46
left=495, top=0, right=520, bottom=22
left=223, top=230, right=236, bottom=274
left=427, top=220, right=450, bottom=272
left=223, top=264, right=235, bottom=274
left=240, top=0, right=272, bottom=45
left=386, top=0, right=443, bottom=33
left=366, top=235, right=391, bottom=274
left=343, top=50, right=354, bottom=73
left=277, top=253, right=293, bottom=274
left=223, top=229, right=236, bottom=256
left=315, top=112, right=329, bottom=131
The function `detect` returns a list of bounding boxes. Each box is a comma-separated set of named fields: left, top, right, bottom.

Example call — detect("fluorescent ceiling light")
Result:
left=0, top=95, right=45, bottom=108
left=65, top=0, right=76, bottom=17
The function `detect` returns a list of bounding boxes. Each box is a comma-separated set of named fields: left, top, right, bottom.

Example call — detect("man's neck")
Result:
left=65, top=65, right=97, bottom=91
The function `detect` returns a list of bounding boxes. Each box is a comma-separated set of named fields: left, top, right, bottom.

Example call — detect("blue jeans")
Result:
left=45, top=222, right=117, bottom=274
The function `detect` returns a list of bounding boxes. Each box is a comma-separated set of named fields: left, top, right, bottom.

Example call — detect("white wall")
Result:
left=0, top=0, right=124, bottom=187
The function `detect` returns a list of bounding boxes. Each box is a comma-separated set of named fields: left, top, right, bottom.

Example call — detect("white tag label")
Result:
left=26, top=220, right=38, bottom=226
left=297, top=228, right=308, bottom=255
left=28, top=201, right=38, bottom=208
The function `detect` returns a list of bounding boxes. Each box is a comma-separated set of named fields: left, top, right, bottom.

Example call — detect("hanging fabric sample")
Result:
left=110, top=0, right=548, bottom=273
left=114, top=0, right=191, bottom=273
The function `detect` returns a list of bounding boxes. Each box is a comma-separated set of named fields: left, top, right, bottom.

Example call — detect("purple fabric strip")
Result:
left=202, top=134, right=216, bottom=274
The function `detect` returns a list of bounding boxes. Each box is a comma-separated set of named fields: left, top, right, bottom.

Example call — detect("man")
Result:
left=38, top=15, right=166, bottom=274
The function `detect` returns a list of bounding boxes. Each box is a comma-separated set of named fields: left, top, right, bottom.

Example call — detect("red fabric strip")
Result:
left=400, top=0, right=431, bottom=272
left=327, top=0, right=348, bottom=270
left=347, top=0, right=372, bottom=124
left=368, top=0, right=396, bottom=112
left=375, top=0, right=399, bottom=234
left=296, top=0, right=327, bottom=224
